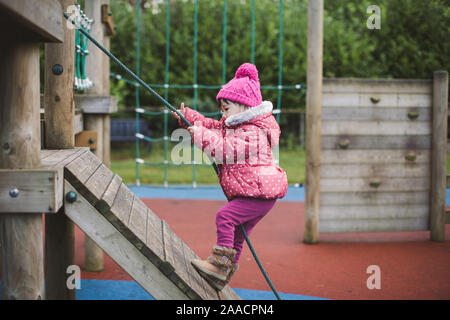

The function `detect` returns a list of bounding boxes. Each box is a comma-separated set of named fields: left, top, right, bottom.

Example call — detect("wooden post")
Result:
left=430, top=70, right=448, bottom=241
left=43, top=0, right=76, bottom=299
left=82, top=0, right=113, bottom=271
left=303, top=0, right=323, bottom=244
left=0, top=36, right=44, bottom=300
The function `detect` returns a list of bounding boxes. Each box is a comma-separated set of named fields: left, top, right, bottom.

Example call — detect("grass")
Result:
left=110, top=142, right=305, bottom=185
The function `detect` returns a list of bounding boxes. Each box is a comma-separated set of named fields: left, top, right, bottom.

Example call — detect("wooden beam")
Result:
left=0, top=35, right=44, bottom=300
left=0, top=168, right=63, bottom=213
left=0, top=0, right=63, bottom=43
left=322, top=78, right=432, bottom=94
left=44, top=0, right=75, bottom=149
left=43, top=0, right=77, bottom=300
left=304, top=0, right=323, bottom=244
left=430, top=71, right=448, bottom=241
left=76, top=95, right=118, bottom=114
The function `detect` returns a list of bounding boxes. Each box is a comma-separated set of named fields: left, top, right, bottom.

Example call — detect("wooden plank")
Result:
left=319, top=204, right=428, bottom=220
left=320, top=163, right=430, bottom=179
left=321, top=121, right=431, bottom=136
left=321, top=135, right=431, bottom=150
left=84, top=164, right=114, bottom=202
left=0, top=0, right=63, bottom=43
left=41, top=149, right=78, bottom=166
left=128, top=197, right=148, bottom=247
left=63, top=180, right=189, bottom=299
left=40, top=148, right=87, bottom=168
left=143, top=208, right=165, bottom=265
left=76, top=95, right=118, bottom=114
left=161, top=220, right=176, bottom=275
left=181, top=241, right=210, bottom=300
left=97, top=174, right=122, bottom=213
left=65, top=150, right=102, bottom=185
left=322, top=107, right=431, bottom=121
left=161, top=220, right=195, bottom=297
left=320, top=176, right=430, bottom=193
left=322, top=92, right=432, bottom=108
left=322, top=78, right=432, bottom=94
left=321, top=150, right=430, bottom=164
left=169, top=226, right=200, bottom=300
left=0, top=168, right=63, bottom=213
left=109, top=183, right=134, bottom=233
left=320, top=191, right=430, bottom=206
left=319, top=217, right=428, bottom=233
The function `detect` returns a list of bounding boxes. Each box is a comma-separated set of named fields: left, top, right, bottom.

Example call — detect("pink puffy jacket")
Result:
left=178, top=101, right=288, bottom=201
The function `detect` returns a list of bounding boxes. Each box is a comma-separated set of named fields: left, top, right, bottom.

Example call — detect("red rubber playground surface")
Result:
left=74, top=190, right=450, bottom=300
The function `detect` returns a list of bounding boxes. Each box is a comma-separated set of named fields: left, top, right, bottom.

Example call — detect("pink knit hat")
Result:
left=216, top=63, right=262, bottom=107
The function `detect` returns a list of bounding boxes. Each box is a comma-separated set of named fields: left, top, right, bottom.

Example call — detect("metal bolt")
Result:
left=9, top=188, right=19, bottom=198
left=52, top=64, right=63, bottom=75
left=88, top=138, right=95, bottom=144
left=108, top=11, right=112, bottom=16
left=66, top=191, right=77, bottom=203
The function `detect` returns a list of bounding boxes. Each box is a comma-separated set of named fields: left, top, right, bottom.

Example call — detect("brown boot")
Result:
left=191, top=246, right=236, bottom=287
left=209, top=262, right=239, bottom=291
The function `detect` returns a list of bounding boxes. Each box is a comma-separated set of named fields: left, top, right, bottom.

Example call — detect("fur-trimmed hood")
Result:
left=224, top=101, right=273, bottom=126
left=224, top=101, right=280, bottom=148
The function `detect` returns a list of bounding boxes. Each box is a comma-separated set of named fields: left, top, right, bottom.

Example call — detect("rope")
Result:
left=239, top=225, right=282, bottom=300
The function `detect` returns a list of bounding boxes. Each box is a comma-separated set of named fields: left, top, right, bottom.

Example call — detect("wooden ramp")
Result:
left=41, top=148, right=240, bottom=300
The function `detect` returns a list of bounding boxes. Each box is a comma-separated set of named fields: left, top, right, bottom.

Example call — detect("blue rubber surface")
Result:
left=0, top=280, right=326, bottom=300
left=128, top=184, right=305, bottom=202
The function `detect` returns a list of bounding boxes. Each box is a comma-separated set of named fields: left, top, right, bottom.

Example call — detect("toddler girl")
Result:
left=172, top=63, right=288, bottom=290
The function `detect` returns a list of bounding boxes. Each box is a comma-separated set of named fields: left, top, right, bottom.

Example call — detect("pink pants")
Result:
left=216, top=197, right=277, bottom=263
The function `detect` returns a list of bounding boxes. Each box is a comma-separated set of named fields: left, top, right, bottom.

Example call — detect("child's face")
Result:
left=220, top=100, right=248, bottom=118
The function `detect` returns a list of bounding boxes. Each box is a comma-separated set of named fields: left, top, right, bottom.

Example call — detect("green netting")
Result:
left=112, top=0, right=305, bottom=187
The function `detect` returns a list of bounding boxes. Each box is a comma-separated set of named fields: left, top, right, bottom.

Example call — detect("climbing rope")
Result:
left=64, top=10, right=282, bottom=301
